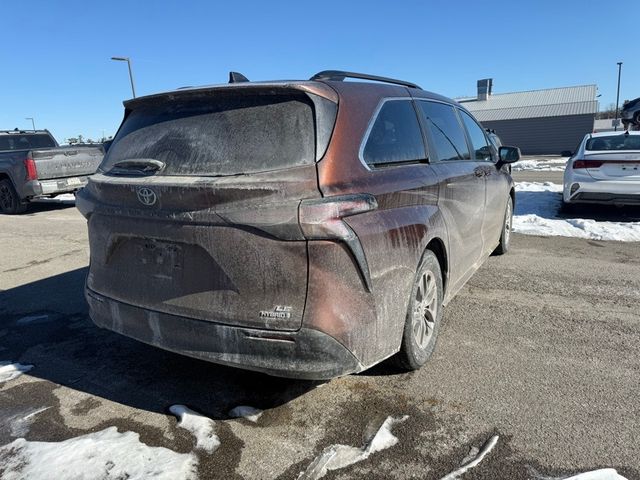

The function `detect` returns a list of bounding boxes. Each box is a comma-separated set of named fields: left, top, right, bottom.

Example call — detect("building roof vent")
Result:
left=477, top=78, right=493, bottom=101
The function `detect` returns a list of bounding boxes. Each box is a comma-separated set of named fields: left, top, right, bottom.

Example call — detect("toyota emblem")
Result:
left=136, top=187, right=157, bottom=206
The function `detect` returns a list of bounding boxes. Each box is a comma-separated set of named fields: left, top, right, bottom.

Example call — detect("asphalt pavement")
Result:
left=1, top=178, right=639, bottom=479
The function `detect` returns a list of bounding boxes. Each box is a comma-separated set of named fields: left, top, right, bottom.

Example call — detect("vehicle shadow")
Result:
left=557, top=203, right=640, bottom=222
left=0, top=268, right=319, bottom=420
left=515, top=190, right=640, bottom=222
left=23, top=199, right=77, bottom=214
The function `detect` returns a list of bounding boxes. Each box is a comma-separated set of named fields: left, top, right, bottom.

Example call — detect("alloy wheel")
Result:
left=412, top=270, right=438, bottom=349
left=504, top=198, right=513, bottom=246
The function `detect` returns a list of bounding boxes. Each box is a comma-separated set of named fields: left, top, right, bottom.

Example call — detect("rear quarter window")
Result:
left=361, top=100, right=426, bottom=167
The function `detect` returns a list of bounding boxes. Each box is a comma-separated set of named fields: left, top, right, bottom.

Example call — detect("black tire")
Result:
left=561, top=200, right=577, bottom=214
left=393, top=250, right=443, bottom=371
left=0, top=179, right=28, bottom=214
left=493, top=196, right=513, bottom=255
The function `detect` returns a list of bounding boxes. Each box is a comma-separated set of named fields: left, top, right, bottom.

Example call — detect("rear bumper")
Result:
left=23, top=176, right=88, bottom=198
left=85, top=288, right=363, bottom=380
left=565, top=178, right=640, bottom=205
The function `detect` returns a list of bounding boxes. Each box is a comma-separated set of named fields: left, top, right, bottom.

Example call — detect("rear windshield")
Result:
left=102, top=92, right=317, bottom=176
left=586, top=135, right=640, bottom=151
left=0, top=133, right=56, bottom=151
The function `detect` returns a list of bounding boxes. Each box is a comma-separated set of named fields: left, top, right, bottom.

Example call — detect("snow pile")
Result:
left=564, top=469, right=628, bottom=480
left=512, top=157, right=567, bottom=172
left=229, top=405, right=263, bottom=423
left=0, top=361, right=33, bottom=383
left=530, top=468, right=628, bottom=480
left=513, top=182, right=640, bottom=241
left=0, top=427, right=197, bottom=480
left=439, top=435, right=499, bottom=480
left=298, top=415, right=408, bottom=480
left=169, top=404, right=220, bottom=453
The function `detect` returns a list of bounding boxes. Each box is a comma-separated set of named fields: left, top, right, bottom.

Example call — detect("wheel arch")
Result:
left=424, top=237, right=448, bottom=296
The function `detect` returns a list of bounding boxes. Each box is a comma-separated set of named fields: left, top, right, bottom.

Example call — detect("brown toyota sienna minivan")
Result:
left=77, top=70, right=520, bottom=380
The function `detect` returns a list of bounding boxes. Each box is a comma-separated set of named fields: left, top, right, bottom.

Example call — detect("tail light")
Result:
left=573, top=160, right=604, bottom=169
left=299, top=194, right=377, bottom=240
left=24, top=157, right=38, bottom=180
left=299, top=194, right=377, bottom=291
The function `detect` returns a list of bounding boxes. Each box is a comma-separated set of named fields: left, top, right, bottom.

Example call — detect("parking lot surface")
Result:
left=1, top=186, right=639, bottom=479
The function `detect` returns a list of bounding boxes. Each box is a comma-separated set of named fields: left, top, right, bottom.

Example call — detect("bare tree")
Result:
left=596, top=102, right=617, bottom=119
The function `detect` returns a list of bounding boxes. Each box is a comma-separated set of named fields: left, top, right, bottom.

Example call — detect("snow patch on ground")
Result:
left=169, top=404, right=220, bottom=453
left=8, top=407, right=50, bottom=437
left=17, top=314, right=50, bottom=325
left=512, top=157, right=567, bottom=172
left=36, top=193, right=76, bottom=203
left=0, top=427, right=197, bottom=480
left=229, top=405, right=263, bottom=423
left=513, top=182, right=640, bottom=242
left=298, top=415, right=408, bottom=480
left=530, top=467, right=628, bottom=480
left=439, top=435, right=499, bottom=480
left=563, top=469, right=628, bottom=480
left=0, top=361, right=33, bottom=383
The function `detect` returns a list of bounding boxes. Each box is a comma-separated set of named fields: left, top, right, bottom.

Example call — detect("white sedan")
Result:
left=563, top=131, right=640, bottom=207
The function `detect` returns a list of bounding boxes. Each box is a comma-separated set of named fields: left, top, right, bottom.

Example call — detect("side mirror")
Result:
left=498, top=146, right=521, bottom=164
left=560, top=150, right=573, bottom=157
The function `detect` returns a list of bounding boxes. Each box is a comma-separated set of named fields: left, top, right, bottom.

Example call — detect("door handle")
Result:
left=474, top=168, right=485, bottom=178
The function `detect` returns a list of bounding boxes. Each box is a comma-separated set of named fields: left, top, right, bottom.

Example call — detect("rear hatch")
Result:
left=79, top=85, right=337, bottom=331
left=32, top=146, right=103, bottom=180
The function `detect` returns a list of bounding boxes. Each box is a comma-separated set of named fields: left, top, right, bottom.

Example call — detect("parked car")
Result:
left=77, top=70, right=521, bottom=380
left=562, top=131, right=640, bottom=207
left=0, top=129, right=103, bottom=214
left=621, top=97, right=640, bottom=130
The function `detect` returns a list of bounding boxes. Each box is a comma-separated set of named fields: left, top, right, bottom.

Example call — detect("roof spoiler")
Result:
left=310, top=70, right=422, bottom=90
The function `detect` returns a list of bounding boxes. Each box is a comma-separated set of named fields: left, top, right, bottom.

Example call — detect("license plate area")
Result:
left=137, top=240, right=183, bottom=277
left=66, top=177, right=84, bottom=186
left=600, top=163, right=640, bottom=178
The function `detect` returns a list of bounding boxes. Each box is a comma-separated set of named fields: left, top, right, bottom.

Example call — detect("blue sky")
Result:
left=1, top=0, right=638, bottom=143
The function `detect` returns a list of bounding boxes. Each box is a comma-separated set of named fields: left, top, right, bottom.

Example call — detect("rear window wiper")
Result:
left=107, top=159, right=166, bottom=176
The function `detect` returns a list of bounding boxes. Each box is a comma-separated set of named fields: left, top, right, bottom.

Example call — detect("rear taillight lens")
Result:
left=299, top=194, right=378, bottom=291
left=573, top=160, right=604, bottom=169
left=24, top=157, right=38, bottom=180
left=299, top=194, right=377, bottom=240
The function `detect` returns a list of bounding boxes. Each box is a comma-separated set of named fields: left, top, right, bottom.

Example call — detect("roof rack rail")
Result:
left=310, top=70, right=422, bottom=90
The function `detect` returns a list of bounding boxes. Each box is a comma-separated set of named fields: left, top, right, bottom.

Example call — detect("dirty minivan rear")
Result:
left=77, top=83, right=363, bottom=378
left=80, top=74, right=519, bottom=380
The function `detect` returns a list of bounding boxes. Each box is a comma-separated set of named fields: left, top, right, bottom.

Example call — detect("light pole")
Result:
left=110, top=56, right=136, bottom=98
left=614, top=61, right=623, bottom=131
left=25, top=117, right=36, bottom=131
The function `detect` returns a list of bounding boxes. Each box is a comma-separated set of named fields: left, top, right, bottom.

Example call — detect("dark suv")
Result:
left=77, top=70, right=520, bottom=380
